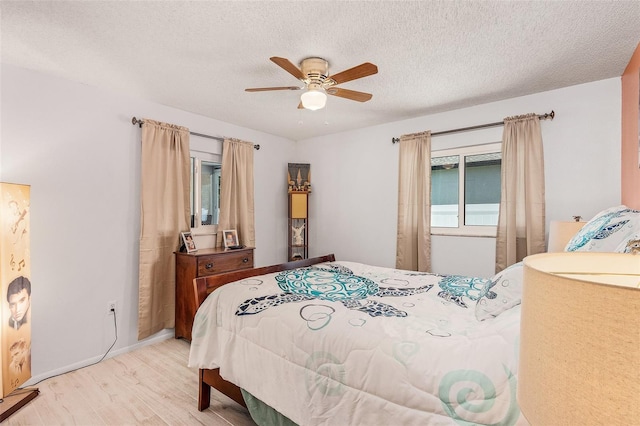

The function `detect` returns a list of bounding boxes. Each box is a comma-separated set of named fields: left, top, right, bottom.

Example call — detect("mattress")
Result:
left=188, top=261, right=526, bottom=425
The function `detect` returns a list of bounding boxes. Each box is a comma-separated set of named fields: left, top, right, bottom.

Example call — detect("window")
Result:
left=431, top=143, right=501, bottom=236
left=190, top=150, right=222, bottom=234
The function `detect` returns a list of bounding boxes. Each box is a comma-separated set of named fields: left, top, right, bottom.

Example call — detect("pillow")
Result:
left=615, top=233, right=640, bottom=254
left=565, top=205, right=640, bottom=252
left=475, top=261, right=524, bottom=321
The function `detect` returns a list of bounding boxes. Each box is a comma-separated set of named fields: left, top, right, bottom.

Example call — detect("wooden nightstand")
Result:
left=174, top=247, right=254, bottom=340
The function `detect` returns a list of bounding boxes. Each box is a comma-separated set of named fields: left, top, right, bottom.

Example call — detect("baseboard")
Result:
left=23, top=329, right=175, bottom=387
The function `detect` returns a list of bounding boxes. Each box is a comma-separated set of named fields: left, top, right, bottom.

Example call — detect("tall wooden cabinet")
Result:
left=174, top=247, right=254, bottom=340
left=287, top=163, right=311, bottom=261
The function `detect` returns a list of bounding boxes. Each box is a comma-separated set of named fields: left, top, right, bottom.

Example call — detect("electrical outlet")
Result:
left=108, top=301, right=116, bottom=314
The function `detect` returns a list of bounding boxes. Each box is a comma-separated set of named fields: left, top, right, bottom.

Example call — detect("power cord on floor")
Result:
left=19, top=306, right=119, bottom=388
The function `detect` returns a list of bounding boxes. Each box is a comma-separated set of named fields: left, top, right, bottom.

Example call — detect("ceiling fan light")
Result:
left=300, top=89, right=327, bottom=111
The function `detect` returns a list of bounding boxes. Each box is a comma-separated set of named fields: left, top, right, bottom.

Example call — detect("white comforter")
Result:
left=189, top=261, right=526, bottom=425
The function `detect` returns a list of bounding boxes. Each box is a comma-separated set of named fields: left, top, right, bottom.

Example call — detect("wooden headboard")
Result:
left=192, top=254, right=336, bottom=308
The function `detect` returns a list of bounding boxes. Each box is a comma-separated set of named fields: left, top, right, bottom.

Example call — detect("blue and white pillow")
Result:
left=616, top=233, right=640, bottom=254
left=564, top=205, right=640, bottom=252
left=475, top=262, right=524, bottom=321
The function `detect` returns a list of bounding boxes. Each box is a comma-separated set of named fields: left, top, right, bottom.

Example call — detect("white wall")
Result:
left=297, top=78, right=621, bottom=277
left=0, top=64, right=295, bottom=382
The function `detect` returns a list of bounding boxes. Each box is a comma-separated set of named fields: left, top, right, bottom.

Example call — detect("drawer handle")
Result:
left=205, top=263, right=214, bottom=269
left=242, top=257, right=249, bottom=263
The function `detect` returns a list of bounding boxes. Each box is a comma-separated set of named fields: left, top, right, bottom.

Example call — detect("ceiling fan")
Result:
left=245, top=57, right=378, bottom=110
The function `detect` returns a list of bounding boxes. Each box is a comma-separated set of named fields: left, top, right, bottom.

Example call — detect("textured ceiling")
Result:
left=2, top=1, right=639, bottom=141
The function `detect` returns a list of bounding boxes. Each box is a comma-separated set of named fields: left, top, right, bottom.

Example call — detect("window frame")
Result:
left=190, top=149, right=222, bottom=236
left=430, top=142, right=502, bottom=237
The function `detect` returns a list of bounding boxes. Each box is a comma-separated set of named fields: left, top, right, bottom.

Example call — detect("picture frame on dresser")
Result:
left=223, top=229, right=239, bottom=248
left=181, top=232, right=197, bottom=253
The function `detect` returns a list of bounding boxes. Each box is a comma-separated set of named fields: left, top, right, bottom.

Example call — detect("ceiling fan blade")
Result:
left=330, top=62, right=378, bottom=85
left=245, top=86, right=301, bottom=92
left=327, top=87, right=373, bottom=102
left=270, top=57, right=305, bottom=81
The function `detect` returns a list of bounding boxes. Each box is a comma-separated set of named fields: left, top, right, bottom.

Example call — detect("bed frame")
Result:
left=192, top=253, right=336, bottom=411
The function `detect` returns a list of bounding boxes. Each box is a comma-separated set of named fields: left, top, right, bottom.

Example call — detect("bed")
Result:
left=187, top=205, right=640, bottom=425
left=188, top=255, right=525, bottom=425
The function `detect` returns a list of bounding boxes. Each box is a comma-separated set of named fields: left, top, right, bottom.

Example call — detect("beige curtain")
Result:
left=217, top=139, right=255, bottom=248
left=396, top=131, right=431, bottom=271
left=138, top=119, right=190, bottom=340
left=495, top=114, right=546, bottom=272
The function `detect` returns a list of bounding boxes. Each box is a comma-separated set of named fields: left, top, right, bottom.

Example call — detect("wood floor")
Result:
left=4, top=338, right=256, bottom=425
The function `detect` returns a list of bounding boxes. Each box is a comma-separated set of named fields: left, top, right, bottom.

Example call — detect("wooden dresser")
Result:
left=175, top=247, right=254, bottom=340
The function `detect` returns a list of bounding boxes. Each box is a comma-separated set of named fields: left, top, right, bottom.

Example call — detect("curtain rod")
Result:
left=391, top=110, right=555, bottom=144
left=131, top=117, right=260, bottom=150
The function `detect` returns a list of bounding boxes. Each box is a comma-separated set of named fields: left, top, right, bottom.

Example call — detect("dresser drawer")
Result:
left=197, top=250, right=253, bottom=277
